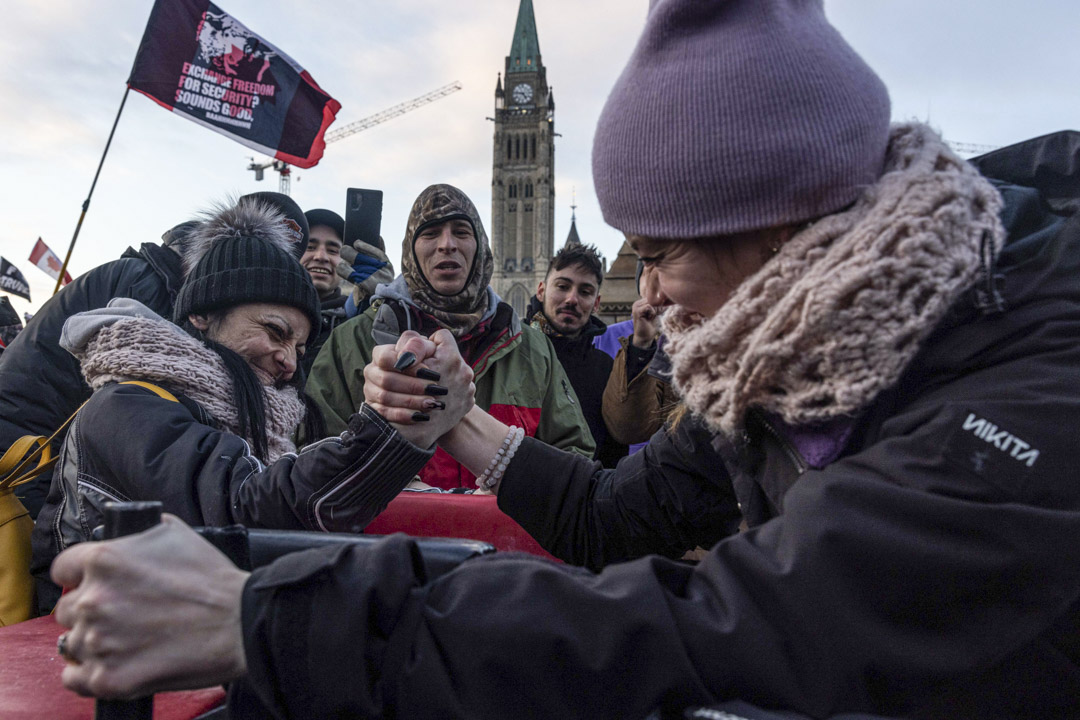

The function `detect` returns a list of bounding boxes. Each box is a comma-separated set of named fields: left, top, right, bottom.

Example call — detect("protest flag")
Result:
left=29, top=239, right=73, bottom=288
left=0, top=258, right=32, bottom=302
left=53, top=2, right=339, bottom=298
left=127, top=0, right=341, bottom=169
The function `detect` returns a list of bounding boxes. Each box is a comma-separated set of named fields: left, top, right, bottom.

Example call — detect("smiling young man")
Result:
left=526, top=243, right=627, bottom=467
left=300, top=209, right=349, bottom=375
left=307, top=184, right=594, bottom=488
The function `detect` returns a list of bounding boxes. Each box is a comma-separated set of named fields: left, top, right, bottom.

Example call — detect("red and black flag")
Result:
left=0, top=257, right=31, bottom=302
left=127, top=0, right=340, bottom=169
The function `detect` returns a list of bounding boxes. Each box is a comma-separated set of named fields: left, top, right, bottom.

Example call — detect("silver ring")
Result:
left=56, top=631, right=78, bottom=664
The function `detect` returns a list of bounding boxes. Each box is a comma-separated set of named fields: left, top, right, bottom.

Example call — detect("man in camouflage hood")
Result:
left=308, top=184, right=594, bottom=489
left=399, top=184, right=495, bottom=336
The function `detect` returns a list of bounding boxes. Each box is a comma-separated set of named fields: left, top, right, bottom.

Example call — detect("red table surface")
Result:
left=0, top=493, right=550, bottom=718
left=365, top=492, right=558, bottom=561
left=0, top=615, right=225, bottom=720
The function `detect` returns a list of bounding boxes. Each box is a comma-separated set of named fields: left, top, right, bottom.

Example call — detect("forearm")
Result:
left=498, top=424, right=740, bottom=569
left=437, top=406, right=511, bottom=478
left=235, top=405, right=433, bottom=533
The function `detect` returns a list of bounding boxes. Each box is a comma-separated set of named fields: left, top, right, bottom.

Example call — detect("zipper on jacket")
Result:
left=562, top=378, right=576, bottom=405
left=749, top=410, right=807, bottom=475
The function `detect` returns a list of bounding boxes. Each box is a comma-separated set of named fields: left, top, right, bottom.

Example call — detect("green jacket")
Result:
left=307, top=303, right=595, bottom=489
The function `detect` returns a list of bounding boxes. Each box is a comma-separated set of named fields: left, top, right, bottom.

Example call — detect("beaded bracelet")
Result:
left=475, top=425, right=525, bottom=491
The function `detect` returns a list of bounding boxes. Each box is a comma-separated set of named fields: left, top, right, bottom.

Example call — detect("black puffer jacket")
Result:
left=0, top=243, right=183, bottom=518
left=233, top=132, right=1080, bottom=720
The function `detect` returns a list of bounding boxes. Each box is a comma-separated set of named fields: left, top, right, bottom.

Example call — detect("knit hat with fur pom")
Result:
left=173, top=198, right=321, bottom=334
left=591, top=0, right=891, bottom=239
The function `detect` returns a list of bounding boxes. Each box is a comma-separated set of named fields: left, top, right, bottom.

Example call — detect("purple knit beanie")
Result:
left=592, top=0, right=891, bottom=239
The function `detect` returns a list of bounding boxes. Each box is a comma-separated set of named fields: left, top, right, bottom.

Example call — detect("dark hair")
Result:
left=547, top=243, right=605, bottom=288
left=181, top=318, right=325, bottom=461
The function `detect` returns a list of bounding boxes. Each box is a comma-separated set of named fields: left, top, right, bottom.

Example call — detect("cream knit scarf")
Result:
left=663, top=123, right=1005, bottom=438
left=78, top=316, right=306, bottom=463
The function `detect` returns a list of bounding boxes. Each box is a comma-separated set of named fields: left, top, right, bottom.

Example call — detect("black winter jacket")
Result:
left=525, top=299, right=629, bottom=467
left=301, top=289, right=349, bottom=377
left=30, top=386, right=431, bottom=611
left=231, top=133, right=1080, bottom=720
left=0, top=243, right=183, bottom=518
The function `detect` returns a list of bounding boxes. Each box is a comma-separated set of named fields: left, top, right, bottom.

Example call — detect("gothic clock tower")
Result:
left=490, top=0, right=555, bottom=317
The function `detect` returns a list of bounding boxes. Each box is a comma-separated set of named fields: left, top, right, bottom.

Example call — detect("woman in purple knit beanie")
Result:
left=51, top=2, right=1080, bottom=718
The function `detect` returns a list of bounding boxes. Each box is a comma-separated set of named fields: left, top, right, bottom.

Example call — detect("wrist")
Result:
left=631, top=333, right=656, bottom=350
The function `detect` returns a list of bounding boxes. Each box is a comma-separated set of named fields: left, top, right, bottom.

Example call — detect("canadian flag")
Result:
left=29, top=238, right=73, bottom=286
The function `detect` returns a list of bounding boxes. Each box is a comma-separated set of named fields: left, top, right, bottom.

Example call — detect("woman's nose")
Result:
left=278, top=347, right=297, bottom=376
left=641, top=272, right=667, bottom=307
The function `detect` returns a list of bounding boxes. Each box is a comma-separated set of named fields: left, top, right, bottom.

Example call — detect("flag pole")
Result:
left=53, top=86, right=131, bottom=295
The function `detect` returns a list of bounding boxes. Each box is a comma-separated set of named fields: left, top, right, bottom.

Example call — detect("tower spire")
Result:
left=565, top=190, right=581, bottom=248
left=508, top=0, right=542, bottom=71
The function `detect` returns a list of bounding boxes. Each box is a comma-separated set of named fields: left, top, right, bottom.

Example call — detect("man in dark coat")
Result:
left=525, top=243, right=627, bottom=467
left=0, top=225, right=193, bottom=518
left=300, top=209, right=349, bottom=376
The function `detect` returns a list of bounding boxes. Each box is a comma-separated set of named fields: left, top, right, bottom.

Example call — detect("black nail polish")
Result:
left=411, top=412, right=431, bottom=422
left=394, top=352, right=417, bottom=371
left=424, top=384, right=449, bottom=396
left=416, top=368, right=441, bottom=382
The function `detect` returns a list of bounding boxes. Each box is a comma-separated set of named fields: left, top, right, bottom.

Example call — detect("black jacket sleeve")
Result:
left=235, top=442, right=1080, bottom=720
left=498, top=416, right=742, bottom=570
left=80, top=385, right=431, bottom=533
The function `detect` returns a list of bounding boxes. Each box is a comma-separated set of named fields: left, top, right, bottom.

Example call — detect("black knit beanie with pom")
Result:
left=173, top=200, right=320, bottom=334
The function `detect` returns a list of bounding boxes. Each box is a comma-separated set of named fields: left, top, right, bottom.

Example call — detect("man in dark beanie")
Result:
left=240, top=191, right=309, bottom=260
left=299, top=208, right=395, bottom=375
left=308, top=183, right=593, bottom=488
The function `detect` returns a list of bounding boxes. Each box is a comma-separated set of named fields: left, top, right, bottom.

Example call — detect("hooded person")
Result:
left=307, top=183, right=594, bottom=489
left=30, top=196, right=476, bottom=614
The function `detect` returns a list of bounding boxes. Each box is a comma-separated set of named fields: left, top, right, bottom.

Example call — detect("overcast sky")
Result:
left=3, top=0, right=1078, bottom=317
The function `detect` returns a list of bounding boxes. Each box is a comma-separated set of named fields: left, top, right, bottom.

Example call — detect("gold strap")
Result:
left=119, top=380, right=179, bottom=403
left=0, top=381, right=178, bottom=493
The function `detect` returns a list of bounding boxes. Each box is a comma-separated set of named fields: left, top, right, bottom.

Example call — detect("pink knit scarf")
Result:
left=663, top=123, right=1005, bottom=437
left=78, top=316, right=306, bottom=462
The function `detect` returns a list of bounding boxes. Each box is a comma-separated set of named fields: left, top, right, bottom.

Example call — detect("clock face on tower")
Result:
left=512, top=83, right=533, bottom=105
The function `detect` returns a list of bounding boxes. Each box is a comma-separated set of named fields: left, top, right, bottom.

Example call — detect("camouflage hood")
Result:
left=400, top=184, right=494, bottom=335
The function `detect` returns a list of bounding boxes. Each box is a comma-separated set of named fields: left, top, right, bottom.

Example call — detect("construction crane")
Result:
left=945, top=140, right=1000, bottom=157
left=247, top=81, right=464, bottom=194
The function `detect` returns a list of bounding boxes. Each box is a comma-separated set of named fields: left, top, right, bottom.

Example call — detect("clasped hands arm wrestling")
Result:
left=50, top=331, right=498, bottom=699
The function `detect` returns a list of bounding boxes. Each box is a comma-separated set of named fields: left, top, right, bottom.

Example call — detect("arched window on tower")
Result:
left=525, top=183, right=532, bottom=198
left=507, top=284, right=530, bottom=318
left=509, top=183, right=517, bottom=199
left=506, top=138, right=512, bottom=160
left=515, top=136, right=520, bottom=160
left=531, top=135, right=536, bottom=159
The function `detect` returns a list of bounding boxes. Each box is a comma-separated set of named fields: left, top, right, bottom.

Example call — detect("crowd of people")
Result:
left=2, top=0, right=1080, bottom=718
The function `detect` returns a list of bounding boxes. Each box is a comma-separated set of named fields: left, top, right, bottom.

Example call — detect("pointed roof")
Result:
left=565, top=217, right=581, bottom=247
left=565, top=195, right=580, bottom=247
left=508, top=0, right=542, bottom=71
left=599, top=239, right=641, bottom=310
